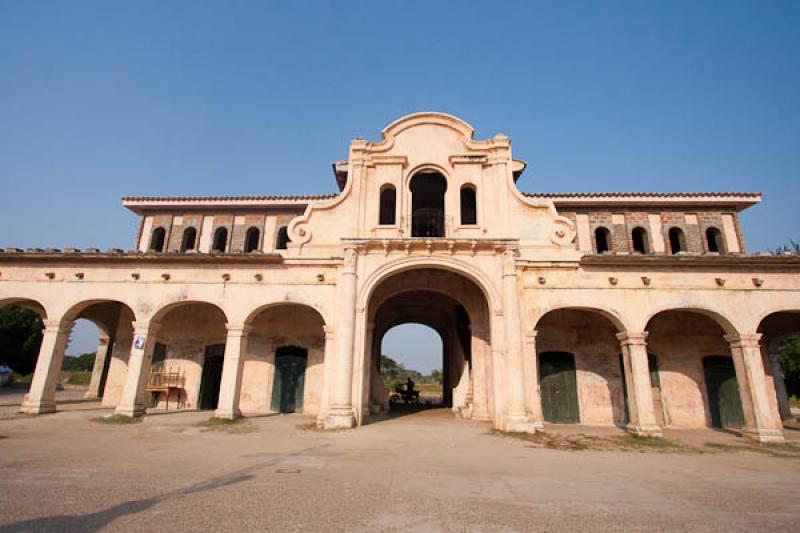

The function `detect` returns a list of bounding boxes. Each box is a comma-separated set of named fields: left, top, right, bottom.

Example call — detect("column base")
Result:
left=502, top=414, right=536, bottom=434
left=84, top=390, right=100, bottom=400
left=114, top=404, right=147, bottom=418
left=741, top=426, right=784, bottom=443
left=20, top=399, right=56, bottom=415
left=214, top=408, right=241, bottom=420
left=625, top=423, right=662, bottom=438
left=323, top=407, right=356, bottom=429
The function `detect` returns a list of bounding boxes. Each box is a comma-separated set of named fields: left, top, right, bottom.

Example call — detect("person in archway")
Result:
left=406, top=377, right=416, bottom=404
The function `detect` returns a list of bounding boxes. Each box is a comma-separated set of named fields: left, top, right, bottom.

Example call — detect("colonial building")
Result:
left=1, top=112, right=797, bottom=442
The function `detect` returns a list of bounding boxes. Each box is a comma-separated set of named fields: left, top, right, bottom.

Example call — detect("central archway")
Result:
left=360, top=267, right=493, bottom=423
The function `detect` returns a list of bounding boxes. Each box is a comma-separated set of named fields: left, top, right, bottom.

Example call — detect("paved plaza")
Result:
left=1, top=402, right=798, bottom=532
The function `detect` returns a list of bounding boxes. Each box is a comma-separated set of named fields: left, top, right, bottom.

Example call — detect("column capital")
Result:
left=132, top=321, right=161, bottom=335
left=225, top=323, right=251, bottom=336
left=724, top=332, right=762, bottom=348
left=323, top=325, right=335, bottom=339
left=616, top=331, right=648, bottom=347
left=42, top=319, right=70, bottom=333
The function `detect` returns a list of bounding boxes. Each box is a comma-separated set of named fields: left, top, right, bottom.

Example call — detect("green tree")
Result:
left=0, top=306, right=43, bottom=375
left=773, top=239, right=800, bottom=255
left=429, top=369, right=443, bottom=384
left=778, top=335, right=800, bottom=397
left=62, top=352, right=96, bottom=372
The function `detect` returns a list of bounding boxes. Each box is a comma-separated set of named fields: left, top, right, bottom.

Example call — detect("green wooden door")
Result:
left=539, top=352, right=579, bottom=423
left=271, top=347, right=307, bottom=413
left=199, top=344, right=225, bottom=410
left=703, top=356, right=745, bottom=428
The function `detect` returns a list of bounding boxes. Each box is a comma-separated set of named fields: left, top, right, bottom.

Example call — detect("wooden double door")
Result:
left=539, top=352, right=580, bottom=423
left=703, top=356, right=745, bottom=428
left=271, top=346, right=308, bottom=413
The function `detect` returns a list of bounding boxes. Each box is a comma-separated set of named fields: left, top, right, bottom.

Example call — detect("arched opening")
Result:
left=379, top=186, right=397, bottom=225
left=460, top=185, right=477, bottom=225
left=62, top=318, right=105, bottom=393
left=535, top=309, right=627, bottom=426
left=594, top=227, right=611, bottom=254
left=149, top=227, right=166, bottom=253
left=0, top=299, right=46, bottom=381
left=381, top=323, right=444, bottom=408
left=241, top=304, right=326, bottom=416
left=410, top=171, right=447, bottom=237
left=364, top=267, right=491, bottom=423
left=180, top=227, right=197, bottom=253
left=244, top=227, right=260, bottom=253
left=706, top=227, right=725, bottom=253
left=668, top=227, right=686, bottom=254
left=276, top=226, right=290, bottom=250
left=149, top=302, right=228, bottom=411
left=212, top=227, right=228, bottom=252
left=757, top=311, right=800, bottom=422
left=631, top=227, right=649, bottom=254
left=644, top=309, right=740, bottom=429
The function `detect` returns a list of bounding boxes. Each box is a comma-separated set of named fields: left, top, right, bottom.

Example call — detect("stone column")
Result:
left=214, top=324, right=249, bottom=419
left=501, top=249, right=535, bottom=433
left=470, top=324, right=491, bottom=421
left=617, top=332, right=662, bottom=437
left=767, top=352, right=792, bottom=421
left=114, top=321, right=162, bottom=418
left=84, top=335, right=111, bottom=399
left=523, top=330, right=544, bottom=428
left=316, top=326, right=336, bottom=426
left=324, top=246, right=358, bottom=429
left=20, top=320, right=71, bottom=414
left=725, top=333, right=784, bottom=443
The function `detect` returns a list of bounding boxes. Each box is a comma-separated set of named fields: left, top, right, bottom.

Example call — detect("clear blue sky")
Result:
left=2, top=1, right=798, bottom=364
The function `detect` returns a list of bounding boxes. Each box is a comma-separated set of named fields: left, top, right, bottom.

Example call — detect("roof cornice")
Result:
left=580, top=253, right=800, bottom=270
left=524, top=191, right=761, bottom=210
left=121, top=194, right=337, bottom=214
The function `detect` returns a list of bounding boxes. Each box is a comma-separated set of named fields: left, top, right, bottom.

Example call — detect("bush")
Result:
left=0, top=306, right=43, bottom=375
left=65, top=372, right=91, bottom=386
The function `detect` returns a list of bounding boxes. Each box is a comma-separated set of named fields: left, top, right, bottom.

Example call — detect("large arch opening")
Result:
left=240, top=303, right=327, bottom=416
left=363, top=267, right=491, bottom=423
left=757, top=310, right=800, bottom=422
left=381, top=323, right=444, bottom=407
left=0, top=299, right=46, bottom=396
left=410, top=171, right=447, bottom=237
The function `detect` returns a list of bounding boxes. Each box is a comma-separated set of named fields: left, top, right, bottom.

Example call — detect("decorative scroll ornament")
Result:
left=550, top=216, right=576, bottom=246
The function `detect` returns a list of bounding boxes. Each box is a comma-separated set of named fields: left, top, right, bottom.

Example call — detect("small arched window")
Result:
left=631, top=227, right=649, bottom=254
left=180, top=227, right=197, bottom=252
left=706, top=227, right=725, bottom=253
left=149, top=227, right=166, bottom=253
left=379, top=186, right=396, bottom=225
left=595, top=227, right=611, bottom=253
left=276, top=226, right=290, bottom=250
left=460, top=185, right=477, bottom=225
left=212, top=227, right=228, bottom=252
left=244, top=227, right=260, bottom=253
left=668, top=227, right=686, bottom=254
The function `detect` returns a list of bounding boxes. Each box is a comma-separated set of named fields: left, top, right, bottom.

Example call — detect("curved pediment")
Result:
left=375, top=112, right=477, bottom=150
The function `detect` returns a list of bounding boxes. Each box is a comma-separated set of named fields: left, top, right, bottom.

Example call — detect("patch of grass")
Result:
left=197, top=416, right=254, bottom=434
left=10, top=372, right=33, bottom=384
left=491, top=428, right=696, bottom=454
left=789, top=395, right=800, bottom=408
left=91, top=414, right=143, bottom=425
left=702, top=440, right=800, bottom=458
left=65, top=372, right=91, bottom=386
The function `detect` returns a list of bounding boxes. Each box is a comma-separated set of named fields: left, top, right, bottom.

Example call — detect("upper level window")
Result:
left=149, top=227, right=166, bottom=253
left=631, top=227, right=649, bottom=254
left=379, top=186, right=396, bottom=225
left=668, top=227, right=686, bottom=254
left=460, top=185, right=477, bottom=225
left=410, top=171, right=447, bottom=238
left=706, top=227, right=725, bottom=253
left=212, top=227, right=228, bottom=252
left=276, top=226, right=290, bottom=250
left=595, top=227, right=611, bottom=253
left=180, top=227, right=197, bottom=253
left=244, top=227, right=260, bottom=253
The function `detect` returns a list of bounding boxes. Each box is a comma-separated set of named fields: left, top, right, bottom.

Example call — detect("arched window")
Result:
left=244, top=227, right=260, bottom=253
left=379, top=186, right=396, bottom=225
left=668, top=227, right=686, bottom=254
left=276, top=226, right=290, bottom=250
left=180, top=227, right=197, bottom=252
left=631, top=227, right=649, bottom=254
left=212, top=227, right=228, bottom=252
left=595, top=227, right=611, bottom=253
left=460, top=185, right=477, bottom=225
left=410, top=171, right=447, bottom=237
left=149, top=227, right=166, bottom=253
left=706, top=227, right=725, bottom=253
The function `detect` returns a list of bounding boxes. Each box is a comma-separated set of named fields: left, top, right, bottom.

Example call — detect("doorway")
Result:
left=703, top=356, right=745, bottom=428
left=410, top=171, right=447, bottom=237
left=539, top=351, right=580, bottom=423
left=199, top=344, right=225, bottom=410
left=271, top=346, right=307, bottom=413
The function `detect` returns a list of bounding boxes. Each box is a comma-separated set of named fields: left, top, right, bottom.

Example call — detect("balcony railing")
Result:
left=411, top=208, right=446, bottom=238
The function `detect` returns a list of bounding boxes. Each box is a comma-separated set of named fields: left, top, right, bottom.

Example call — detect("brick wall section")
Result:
left=572, top=207, right=743, bottom=255
left=231, top=215, right=266, bottom=252
left=167, top=213, right=203, bottom=252
left=732, top=212, right=747, bottom=253
left=211, top=214, right=234, bottom=252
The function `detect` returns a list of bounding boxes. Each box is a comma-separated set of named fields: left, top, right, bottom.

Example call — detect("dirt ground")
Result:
left=1, top=402, right=799, bottom=532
